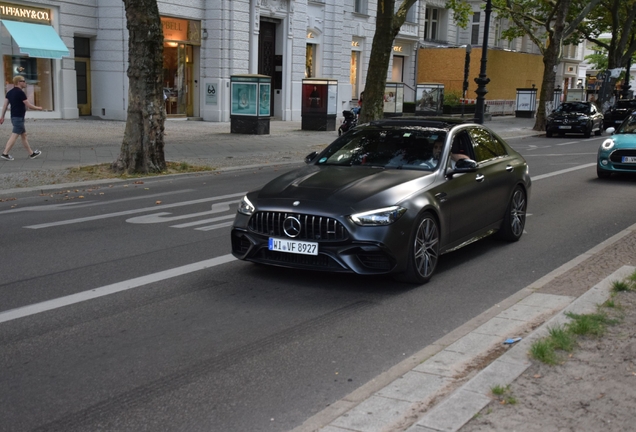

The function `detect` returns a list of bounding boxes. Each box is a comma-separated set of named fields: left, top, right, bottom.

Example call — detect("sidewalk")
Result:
left=0, top=115, right=541, bottom=181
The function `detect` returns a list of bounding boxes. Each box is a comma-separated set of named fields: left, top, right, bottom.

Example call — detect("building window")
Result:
left=306, top=43, right=316, bottom=78
left=354, top=0, right=367, bottom=14
left=471, top=12, right=481, bottom=46
left=494, top=18, right=503, bottom=48
left=405, top=1, right=417, bottom=23
left=351, top=50, right=360, bottom=98
left=424, top=7, right=438, bottom=40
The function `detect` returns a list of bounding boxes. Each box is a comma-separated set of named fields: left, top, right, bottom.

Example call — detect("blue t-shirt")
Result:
left=6, top=87, right=27, bottom=118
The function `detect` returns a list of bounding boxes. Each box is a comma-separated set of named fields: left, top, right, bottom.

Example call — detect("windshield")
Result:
left=555, top=102, right=590, bottom=113
left=616, top=115, right=636, bottom=134
left=616, top=100, right=636, bottom=109
left=315, top=127, right=447, bottom=171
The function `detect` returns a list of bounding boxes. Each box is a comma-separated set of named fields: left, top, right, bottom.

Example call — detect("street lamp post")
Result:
left=461, top=44, right=472, bottom=118
left=621, top=57, right=632, bottom=99
left=474, top=0, right=493, bottom=124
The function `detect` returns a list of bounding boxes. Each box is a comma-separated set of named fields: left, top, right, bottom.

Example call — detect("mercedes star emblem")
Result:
left=283, top=216, right=302, bottom=238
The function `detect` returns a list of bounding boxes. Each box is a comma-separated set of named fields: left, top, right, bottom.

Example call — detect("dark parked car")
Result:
left=231, top=118, right=531, bottom=284
left=546, top=101, right=604, bottom=138
left=597, top=112, right=636, bottom=178
left=603, top=99, right=636, bottom=129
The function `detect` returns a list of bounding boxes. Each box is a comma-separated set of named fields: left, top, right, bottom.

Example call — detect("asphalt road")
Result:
left=1, top=133, right=636, bottom=432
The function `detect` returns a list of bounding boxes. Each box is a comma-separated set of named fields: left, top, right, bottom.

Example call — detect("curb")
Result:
left=407, top=265, right=635, bottom=432
left=292, top=222, right=636, bottom=432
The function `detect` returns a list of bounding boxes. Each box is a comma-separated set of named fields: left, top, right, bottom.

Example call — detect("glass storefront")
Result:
left=161, top=16, right=200, bottom=117
left=2, top=54, right=53, bottom=109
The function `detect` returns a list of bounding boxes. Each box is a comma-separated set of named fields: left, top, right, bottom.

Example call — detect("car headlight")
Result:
left=349, top=206, right=407, bottom=226
left=601, top=139, right=615, bottom=150
left=237, top=195, right=255, bottom=215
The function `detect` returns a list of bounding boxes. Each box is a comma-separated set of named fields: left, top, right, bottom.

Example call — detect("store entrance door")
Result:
left=75, top=58, right=91, bottom=116
left=163, top=43, right=193, bottom=117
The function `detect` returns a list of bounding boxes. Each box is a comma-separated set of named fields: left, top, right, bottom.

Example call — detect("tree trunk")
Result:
left=534, top=42, right=560, bottom=131
left=533, top=0, right=571, bottom=132
left=359, top=0, right=416, bottom=123
left=113, top=0, right=166, bottom=174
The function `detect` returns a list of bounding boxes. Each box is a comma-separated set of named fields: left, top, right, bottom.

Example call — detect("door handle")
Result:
left=434, top=192, right=448, bottom=202
left=506, top=165, right=514, bottom=172
left=475, top=174, right=485, bottom=182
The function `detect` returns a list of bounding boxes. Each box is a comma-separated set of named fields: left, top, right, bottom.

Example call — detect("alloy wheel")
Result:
left=414, top=216, right=439, bottom=278
left=509, top=189, right=526, bottom=237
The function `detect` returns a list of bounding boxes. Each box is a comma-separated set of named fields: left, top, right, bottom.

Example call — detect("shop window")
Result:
left=3, top=56, right=54, bottom=110
left=306, top=44, right=315, bottom=78
left=351, top=51, right=360, bottom=99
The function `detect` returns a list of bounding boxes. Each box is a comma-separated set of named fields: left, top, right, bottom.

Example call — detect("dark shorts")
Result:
left=11, top=117, right=25, bottom=135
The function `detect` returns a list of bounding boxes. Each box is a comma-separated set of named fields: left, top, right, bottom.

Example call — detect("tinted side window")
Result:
left=468, top=127, right=507, bottom=162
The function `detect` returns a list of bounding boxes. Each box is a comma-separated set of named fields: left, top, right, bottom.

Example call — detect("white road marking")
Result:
left=195, top=222, right=234, bottom=231
left=24, top=192, right=246, bottom=229
left=0, top=190, right=193, bottom=214
left=126, top=201, right=237, bottom=224
left=0, top=254, right=237, bottom=324
left=531, top=163, right=596, bottom=181
left=5, top=162, right=602, bottom=324
left=170, top=214, right=235, bottom=228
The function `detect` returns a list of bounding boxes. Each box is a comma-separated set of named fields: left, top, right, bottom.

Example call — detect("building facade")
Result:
left=0, top=0, right=588, bottom=123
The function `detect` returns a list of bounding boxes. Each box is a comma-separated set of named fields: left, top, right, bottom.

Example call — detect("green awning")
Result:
left=1, top=20, right=69, bottom=59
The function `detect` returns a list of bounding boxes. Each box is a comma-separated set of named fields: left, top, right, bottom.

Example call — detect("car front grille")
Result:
left=610, top=149, right=636, bottom=163
left=248, top=212, right=349, bottom=241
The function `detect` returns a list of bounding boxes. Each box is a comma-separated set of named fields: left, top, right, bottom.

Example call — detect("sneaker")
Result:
left=29, top=150, right=41, bottom=159
left=1, top=153, right=14, bottom=161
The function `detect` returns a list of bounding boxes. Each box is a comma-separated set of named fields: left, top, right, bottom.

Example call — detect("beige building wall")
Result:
left=417, top=47, right=544, bottom=100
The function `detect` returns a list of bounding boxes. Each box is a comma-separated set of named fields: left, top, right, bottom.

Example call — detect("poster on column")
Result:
left=205, top=81, right=219, bottom=105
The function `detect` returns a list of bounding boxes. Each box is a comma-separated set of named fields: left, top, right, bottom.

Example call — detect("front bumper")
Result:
left=597, top=148, right=636, bottom=173
left=230, top=210, right=414, bottom=275
left=546, top=121, right=590, bottom=134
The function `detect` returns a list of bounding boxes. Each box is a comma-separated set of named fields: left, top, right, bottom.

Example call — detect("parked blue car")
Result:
left=598, top=112, right=636, bottom=178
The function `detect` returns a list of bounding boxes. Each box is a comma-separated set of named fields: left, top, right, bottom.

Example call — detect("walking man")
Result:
left=0, top=75, right=43, bottom=161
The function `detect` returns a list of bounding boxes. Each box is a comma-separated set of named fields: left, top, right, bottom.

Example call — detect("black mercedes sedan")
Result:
left=546, top=101, right=603, bottom=138
left=603, top=99, right=636, bottom=130
left=231, top=118, right=531, bottom=284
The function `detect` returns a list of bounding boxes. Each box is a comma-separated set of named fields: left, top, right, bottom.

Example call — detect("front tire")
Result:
left=584, top=123, right=592, bottom=138
left=546, top=130, right=553, bottom=138
left=496, top=187, right=527, bottom=242
left=396, top=212, right=440, bottom=284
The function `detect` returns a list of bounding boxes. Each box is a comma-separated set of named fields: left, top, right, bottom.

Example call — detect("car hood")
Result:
left=607, top=134, right=636, bottom=149
left=550, top=111, right=588, bottom=119
left=253, top=165, right=436, bottom=212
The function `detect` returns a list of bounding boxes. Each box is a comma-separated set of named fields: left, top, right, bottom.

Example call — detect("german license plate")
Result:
left=558, top=126, right=572, bottom=129
left=269, top=238, right=318, bottom=255
left=622, top=156, right=636, bottom=163
left=616, top=120, right=623, bottom=123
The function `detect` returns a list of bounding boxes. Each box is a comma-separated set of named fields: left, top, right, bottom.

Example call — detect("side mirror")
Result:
left=305, top=151, right=318, bottom=163
left=606, top=127, right=616, bottom=135
left=447, top=158, right=478, bottom=177
left=455, top=158, right=478, bottom=170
